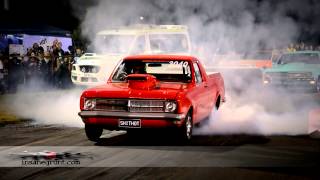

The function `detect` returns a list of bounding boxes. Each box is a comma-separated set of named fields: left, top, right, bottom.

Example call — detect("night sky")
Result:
left=0, top=0, right=79, bottom=30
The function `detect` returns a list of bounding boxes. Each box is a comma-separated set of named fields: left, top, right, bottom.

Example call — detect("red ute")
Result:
left=78, top=55, right=225, bottom=141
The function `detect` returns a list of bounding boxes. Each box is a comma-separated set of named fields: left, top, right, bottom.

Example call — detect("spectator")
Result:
left=55, top=55, right=71, bottom=88
left=66, top=53, right=73, bottom=72
left=73, top=47, right=83, bottom=64
left=24, top=52, right=39, bottom=87
left=51, top=39, right=59, bottom=52
left=8, top=54, right=24, bottom=93
left=26, top=48, right=33, bottom=56
left=286, top=43, right=296, bottom=52
left=32, top=43, right=44, bottom=55
left=53, top=41, right=64, bottom=58
left=2, top=55, right=9, bottom=92
left=307, top=45, right=314, bottom=51
left=294, top=44, right=301, bottom=51
left=299, top=42, right=306, bottom=51
left=39, top=52, right=53, bottom=87
left=0, top=56, right=4, bottom=94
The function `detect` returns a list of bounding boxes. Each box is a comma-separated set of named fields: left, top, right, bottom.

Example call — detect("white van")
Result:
left=71, top=24, right=191, bottom=86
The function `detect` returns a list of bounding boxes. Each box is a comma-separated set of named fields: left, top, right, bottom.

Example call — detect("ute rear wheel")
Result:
left=85, top=124, right=103, bottom=142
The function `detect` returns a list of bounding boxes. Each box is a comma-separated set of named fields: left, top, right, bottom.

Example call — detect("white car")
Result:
left=71, top=53, right=120, bottom=86
left=71, top=24, right=192, bottom=86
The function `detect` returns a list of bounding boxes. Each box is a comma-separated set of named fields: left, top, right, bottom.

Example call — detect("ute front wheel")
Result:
left=85, top=124, right=103, bottom=142
left=179, top=112, right=193, bottom=141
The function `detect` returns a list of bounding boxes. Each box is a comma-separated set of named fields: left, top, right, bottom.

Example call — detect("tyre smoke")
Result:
left=7, top=88, right=84, bottom=127
left=7, top=0, right=315, bottom=134
left=193, top=87, right=319, bottom=135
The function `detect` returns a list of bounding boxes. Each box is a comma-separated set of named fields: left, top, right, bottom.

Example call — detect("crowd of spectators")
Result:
left=286, top=42, right=320, bottom=52
left=0, top=39, right=319, bottom=94
left=0, top=40, right=84, bottom=94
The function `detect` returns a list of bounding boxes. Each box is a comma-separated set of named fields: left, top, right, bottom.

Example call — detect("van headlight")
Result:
left=164, top=101, right=177, bottom=112
left=309, top=80, right=316, bottom=84
left=263, top=73, right=271, bottom=84
left=84, top=99, right=96, bottom=110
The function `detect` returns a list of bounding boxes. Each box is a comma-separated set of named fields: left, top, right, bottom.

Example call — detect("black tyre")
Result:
left=85, top=124, right=103, bottom=142
left=179, top=111, right=193, bottom=141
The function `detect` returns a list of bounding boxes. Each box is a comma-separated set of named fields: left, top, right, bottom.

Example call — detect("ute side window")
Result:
left=193, top=63, right=202, bottom=84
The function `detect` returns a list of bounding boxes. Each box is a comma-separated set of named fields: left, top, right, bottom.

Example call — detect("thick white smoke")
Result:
left=193, top=86, right=319, bottom=135
left=69, top=0, right=319, bottom=135
left=8, top=0, right=315, bottom=133
left=9, top=88, right=84, bottom=127
left=68, top=0, right=320, bottom=135
left=72, top=0, right=300, bottom=55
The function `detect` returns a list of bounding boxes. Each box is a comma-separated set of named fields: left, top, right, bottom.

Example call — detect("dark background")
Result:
left=0, top=0, right=319, bottom=45
left=0, top=0, right=78, bottom=31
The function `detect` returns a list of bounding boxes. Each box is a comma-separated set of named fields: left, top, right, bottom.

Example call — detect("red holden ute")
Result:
left=78, top=55, right=225, bottom=141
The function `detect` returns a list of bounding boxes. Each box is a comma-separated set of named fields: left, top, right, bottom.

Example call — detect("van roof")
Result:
left=123, top=54, right=198, bottom=62
left=97, top=24, right=188, bottom=35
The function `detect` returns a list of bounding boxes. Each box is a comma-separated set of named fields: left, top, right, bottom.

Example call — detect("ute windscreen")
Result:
left=112, top=60, right=192, bottom=82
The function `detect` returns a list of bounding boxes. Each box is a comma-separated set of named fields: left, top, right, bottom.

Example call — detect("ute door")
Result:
left=192, top=62, right=211, bottom=122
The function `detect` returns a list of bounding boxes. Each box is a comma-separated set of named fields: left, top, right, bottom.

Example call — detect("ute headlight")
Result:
left=84, top=99, right=96, bottom=110
left=164, top=101, right=177, bottom=112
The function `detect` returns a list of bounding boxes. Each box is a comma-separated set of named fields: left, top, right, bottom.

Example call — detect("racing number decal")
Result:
left=169, top=61, right=189, bottom=67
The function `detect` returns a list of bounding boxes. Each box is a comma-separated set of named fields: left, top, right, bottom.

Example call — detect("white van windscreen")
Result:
left=149, top=34, right=189, bottom=54
left=95, top=35, right=135, bottom=54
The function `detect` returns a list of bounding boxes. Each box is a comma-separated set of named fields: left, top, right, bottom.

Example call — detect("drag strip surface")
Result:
left=0, top=123, right=319, bottom=179
left=0, top=124, right=319, bottom=170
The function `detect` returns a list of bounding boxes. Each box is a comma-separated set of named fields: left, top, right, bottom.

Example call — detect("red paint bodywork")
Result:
left=79, top=55, right=225, bottom=129
left=217, top=59, right=272, bottom=68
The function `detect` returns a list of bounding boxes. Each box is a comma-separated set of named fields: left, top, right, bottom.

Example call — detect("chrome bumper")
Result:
left=78, top=111, right=186, bottom=120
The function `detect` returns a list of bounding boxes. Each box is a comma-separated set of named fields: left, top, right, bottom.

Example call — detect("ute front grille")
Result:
left=95, top=99, right=166, bottom=112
